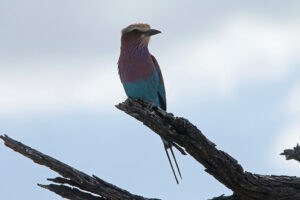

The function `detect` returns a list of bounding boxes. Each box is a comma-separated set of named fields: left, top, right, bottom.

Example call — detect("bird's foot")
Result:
left=146, top=101, right=155, bottom=110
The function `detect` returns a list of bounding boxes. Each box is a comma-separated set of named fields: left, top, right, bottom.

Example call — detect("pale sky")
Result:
left=0, top=1, right=300, bottom=200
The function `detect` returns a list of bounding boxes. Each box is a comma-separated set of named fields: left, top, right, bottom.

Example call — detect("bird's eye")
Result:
left=131, top=29, right=142, bottom=34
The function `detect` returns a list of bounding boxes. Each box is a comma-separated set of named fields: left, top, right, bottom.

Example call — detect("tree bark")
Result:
left=281, top=144, right=300, bottom=163
left=116, top=99, right=300, bottom=200
left=0, top=134, right=158, bottom=200
left=1, top=98, right=300, bottom=200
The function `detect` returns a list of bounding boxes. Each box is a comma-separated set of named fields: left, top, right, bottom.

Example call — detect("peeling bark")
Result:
left=281, top=144, right=300, bottom=162
left=1, top=98, right=300, bottom=200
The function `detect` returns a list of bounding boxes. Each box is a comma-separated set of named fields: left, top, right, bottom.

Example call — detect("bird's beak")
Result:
left=145, top=29, right=161, bottom=36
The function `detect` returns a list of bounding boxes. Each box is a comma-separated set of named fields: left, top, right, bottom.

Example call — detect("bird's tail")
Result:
left=163, top=140, right=182, bottom=184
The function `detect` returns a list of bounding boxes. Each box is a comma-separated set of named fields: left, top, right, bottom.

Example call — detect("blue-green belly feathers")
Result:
left=122, top=71, right=161, bottom=106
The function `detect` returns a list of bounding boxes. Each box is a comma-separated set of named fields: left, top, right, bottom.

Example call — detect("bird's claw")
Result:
left=146, top=101, right=155, bottom=110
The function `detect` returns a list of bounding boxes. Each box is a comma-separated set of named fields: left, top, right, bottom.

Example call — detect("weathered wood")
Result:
left=116, top=99, right=300, bottom=200
left=0, top=134, right=159, bottom=200
left=1, top=98, right=300, bottom=200
left=210, top=194, right=239, bottom=200
left=281, top=144, right=300, bottom=162
left=38, top=184, right=106, bottom=200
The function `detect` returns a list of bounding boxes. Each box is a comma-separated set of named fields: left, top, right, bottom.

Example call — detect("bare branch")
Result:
left=1, top=98, right=300, bottom=200
left=210, top=194, right=239, bottom=200
left=38, top=184, right=106, bottom=200
left=116, top=99, right=300, bottom=200
left=281, top=144, right=300, bottom=162
left=0, top=134, right=159, bottom=200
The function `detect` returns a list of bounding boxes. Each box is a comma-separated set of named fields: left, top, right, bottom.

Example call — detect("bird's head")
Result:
left=121, top=23, right=161, bottom=47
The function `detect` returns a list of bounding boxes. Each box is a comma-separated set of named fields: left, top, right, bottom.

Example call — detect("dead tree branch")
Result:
left=116, top=99, right=300, bottom=200
left=0, top=134, right=159, bottom=200
left=281, top=144, right=300, bottom=162
left=209, top=194, right=240, bottom=200
left=1, top=98, right=300, bottom=200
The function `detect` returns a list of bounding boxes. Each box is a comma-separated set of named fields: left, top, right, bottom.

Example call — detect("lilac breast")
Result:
left=118, top=46, right=155, bottom=82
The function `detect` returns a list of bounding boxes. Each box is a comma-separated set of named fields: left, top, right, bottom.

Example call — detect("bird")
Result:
left=118, top=23, right=182, bottom=184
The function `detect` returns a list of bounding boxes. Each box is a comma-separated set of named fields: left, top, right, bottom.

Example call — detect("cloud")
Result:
left=278, top=81, right=300, bottom=149
left=271, top=122, right=300, bottom=175
left=284, top=82, right=300, bottom=116
left=270, top=81, right=300, bottom=175
left=165, top=16, right=300, bottom=101
left=0, top=15, right=299, bottom=115
left=0, top=59, right=125, bottom=115
left=275, top=80, right=300, bottom=152
left=275, top=124, right=300, bottom=151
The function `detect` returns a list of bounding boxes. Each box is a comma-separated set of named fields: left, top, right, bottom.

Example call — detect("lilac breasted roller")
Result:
left=118, top=23, right=182, bottom=184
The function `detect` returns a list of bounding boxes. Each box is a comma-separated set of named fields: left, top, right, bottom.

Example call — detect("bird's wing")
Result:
left=151, top=55, right=166, bottom=110
left=151, top=56, right=182, bottom=183
left=117, top=64, right=123, bottom=81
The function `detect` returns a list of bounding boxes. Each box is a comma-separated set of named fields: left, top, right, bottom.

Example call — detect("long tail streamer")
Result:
left=163, top=144, right=182, bottom=184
